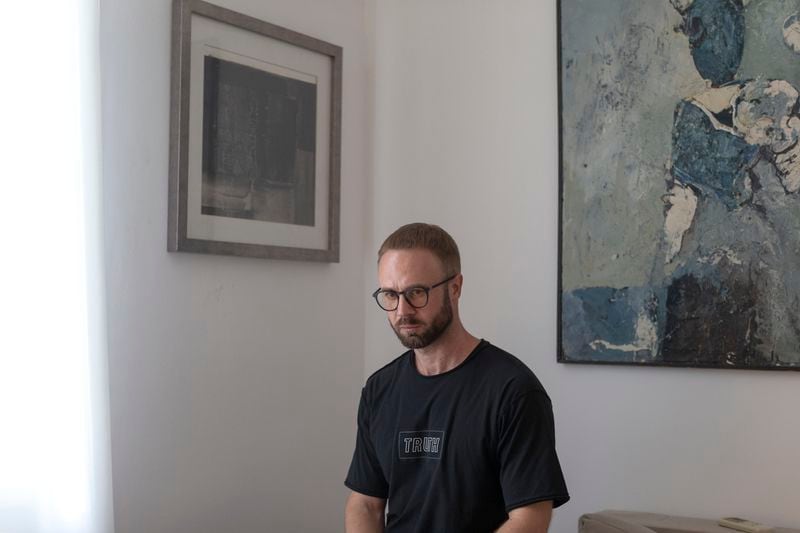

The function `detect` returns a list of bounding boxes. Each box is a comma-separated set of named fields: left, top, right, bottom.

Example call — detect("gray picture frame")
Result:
left=168, top=0, right=342, bottom=262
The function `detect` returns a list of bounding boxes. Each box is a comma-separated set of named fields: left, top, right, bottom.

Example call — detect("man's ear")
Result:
left=451, top=273, right=464, bottom=298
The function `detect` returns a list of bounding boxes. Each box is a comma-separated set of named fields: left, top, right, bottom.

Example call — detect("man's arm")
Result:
left=495, top=500, right=553, bottom=533
left=345, top=491, right=386, bottom=533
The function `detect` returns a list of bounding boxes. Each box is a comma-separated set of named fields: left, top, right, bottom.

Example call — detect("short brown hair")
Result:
left=378, top=223, right=461, bottom=276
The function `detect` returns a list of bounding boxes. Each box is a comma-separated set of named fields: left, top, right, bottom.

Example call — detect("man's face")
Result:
left=377, top=249, right=454, bottom=350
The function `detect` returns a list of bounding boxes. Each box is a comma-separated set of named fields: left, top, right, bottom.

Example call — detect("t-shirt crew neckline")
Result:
left=409, top=339, right=489, bottom=379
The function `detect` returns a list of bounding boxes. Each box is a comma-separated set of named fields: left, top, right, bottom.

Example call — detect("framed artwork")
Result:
left=168, top=0, right=342, bottom=261
left=558, top=0, right=800, bottom=369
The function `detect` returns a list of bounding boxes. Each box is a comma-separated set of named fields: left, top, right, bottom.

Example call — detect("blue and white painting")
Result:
left=559, top=0, right=800, bottom=369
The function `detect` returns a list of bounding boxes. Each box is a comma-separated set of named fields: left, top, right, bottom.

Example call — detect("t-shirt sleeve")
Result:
left=496, top=389, right=570, bottom=511
left=344, top=388, right=389, bottom=499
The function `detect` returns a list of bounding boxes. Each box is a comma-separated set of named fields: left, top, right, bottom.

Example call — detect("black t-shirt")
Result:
left=345, top=340, right=569, bottom=532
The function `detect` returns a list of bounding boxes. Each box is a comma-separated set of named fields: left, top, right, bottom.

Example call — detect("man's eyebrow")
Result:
left=375, top=284, right=398, bottom=292
left=400, top=284, right=431, bottom=292
left=378, top=283, right=427, bottom=292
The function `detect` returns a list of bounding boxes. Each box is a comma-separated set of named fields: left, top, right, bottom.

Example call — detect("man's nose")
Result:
left=395, top=294, right=417, bottom=316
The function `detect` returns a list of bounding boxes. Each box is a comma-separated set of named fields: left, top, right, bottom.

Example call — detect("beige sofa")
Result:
left=579, top=511, right=799, bottom=533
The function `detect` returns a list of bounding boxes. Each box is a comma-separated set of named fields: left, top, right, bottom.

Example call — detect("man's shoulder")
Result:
left=363, top=349, right=410, bottom=394
left=477, top=341, right=547, bottom=396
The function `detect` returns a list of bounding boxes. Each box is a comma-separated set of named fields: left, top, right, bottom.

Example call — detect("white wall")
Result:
left=100, top=0, right=370, bottom=531
left=101, top=0, right=800, bottom=531
left=367, top=1, right=800, bottom=532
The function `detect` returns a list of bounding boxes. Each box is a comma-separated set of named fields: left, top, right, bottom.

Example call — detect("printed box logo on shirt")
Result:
left=398, top=430, right=445, bottom=460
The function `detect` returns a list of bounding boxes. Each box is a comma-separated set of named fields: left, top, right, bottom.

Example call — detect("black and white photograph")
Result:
left=201, top=54, right=317, bottom=227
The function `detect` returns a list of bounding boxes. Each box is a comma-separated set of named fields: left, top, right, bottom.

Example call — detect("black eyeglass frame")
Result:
left=371, top=274, right=458, bottom=311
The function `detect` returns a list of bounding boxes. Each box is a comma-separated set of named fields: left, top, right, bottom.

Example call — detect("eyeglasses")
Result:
left=371, top=275, right=457, bottom=311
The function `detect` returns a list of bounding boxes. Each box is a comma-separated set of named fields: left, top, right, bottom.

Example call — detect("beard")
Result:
left=390, top=293, right=453, bottom=349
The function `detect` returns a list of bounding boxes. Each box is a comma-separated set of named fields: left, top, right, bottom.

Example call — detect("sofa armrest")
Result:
left=580, top=513, right=658, bottom=533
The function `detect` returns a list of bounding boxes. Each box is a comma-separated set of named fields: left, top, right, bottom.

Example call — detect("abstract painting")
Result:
left=558, top=0, right=800, bottom=369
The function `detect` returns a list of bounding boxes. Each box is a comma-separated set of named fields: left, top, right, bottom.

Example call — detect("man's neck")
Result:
left=413, top=325, right=481, bottom=376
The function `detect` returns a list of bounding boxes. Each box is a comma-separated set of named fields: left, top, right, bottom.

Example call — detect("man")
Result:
left=345, top=223, right=569, bottom=532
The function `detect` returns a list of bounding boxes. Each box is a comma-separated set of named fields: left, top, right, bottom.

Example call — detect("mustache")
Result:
left=396, top=317, right=423, bottom=326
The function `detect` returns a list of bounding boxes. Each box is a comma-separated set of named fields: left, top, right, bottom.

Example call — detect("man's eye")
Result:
left=383, top=291, right=399, bottom=300
left=407, top=288, right=427, bottom=299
